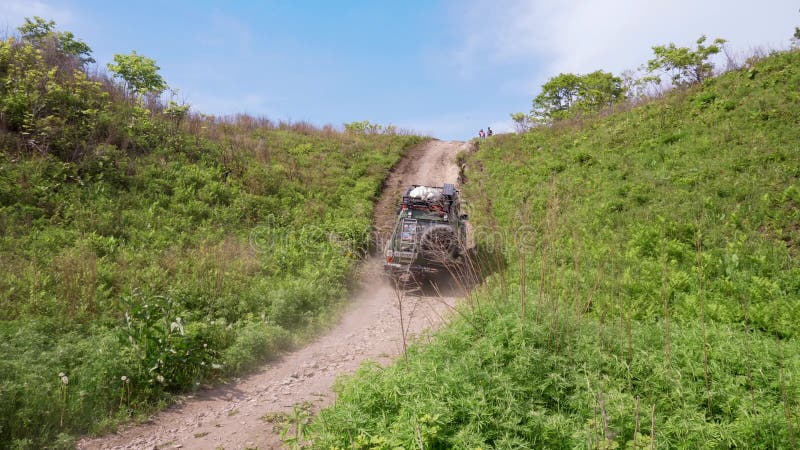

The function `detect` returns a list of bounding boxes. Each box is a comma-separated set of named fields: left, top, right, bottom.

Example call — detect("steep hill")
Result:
left=0, top=31, right=423, bottom=448
left=310, top=49, right=800, bottom=448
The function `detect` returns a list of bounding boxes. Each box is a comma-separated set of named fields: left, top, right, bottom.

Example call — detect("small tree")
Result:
left=793, top=27, right=800, bottom=47
left=107, top=51, right=167, bottom=97
left=164, top=101, right=190, bottom=126
left=532, top=73, right=582, bottom=121
left=647, top=35, right=726, bottom=86
left=621, top=68, right=662, bottom=103
left=18, top=16, right=95, bottom=64
left=18, top=16, right=54, bottom=40
left=578, top=70, right=627, bottom=111
left=531, top=71, right=625, bottom=121
left=510, top=112, right=533, bottom=133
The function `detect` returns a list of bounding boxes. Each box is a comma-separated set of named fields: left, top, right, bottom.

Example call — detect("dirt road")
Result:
left=78, top=140, right=470, bottom=450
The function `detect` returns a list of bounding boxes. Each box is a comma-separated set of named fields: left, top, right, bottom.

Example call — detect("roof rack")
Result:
left=399, top=184, right=458, bottom=216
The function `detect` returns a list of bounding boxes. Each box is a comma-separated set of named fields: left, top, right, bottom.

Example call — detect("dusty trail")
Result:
left=78, top=140, right=470, bottom=450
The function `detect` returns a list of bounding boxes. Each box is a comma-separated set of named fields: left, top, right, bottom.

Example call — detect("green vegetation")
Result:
left=107, top=51, right=167, bottom=96
left=309, top=49, right=800, bottom=448
left=509, top=111, right=533, bottom=133
left=648, top=35, right=727, bottom=86
left=0, top=19, right=422, bottom=448
left=513, top=35, right=726, bottom=127
left=531, top=71, right=625, bottom=122
left=17, top=16, right=95, bottom=65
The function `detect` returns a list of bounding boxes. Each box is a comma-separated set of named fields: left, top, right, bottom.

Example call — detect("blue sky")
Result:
left=2, top=0, right=798, bottom=140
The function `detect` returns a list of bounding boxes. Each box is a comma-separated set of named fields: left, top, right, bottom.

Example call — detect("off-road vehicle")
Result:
left=383, top=183, right=467, bottom=281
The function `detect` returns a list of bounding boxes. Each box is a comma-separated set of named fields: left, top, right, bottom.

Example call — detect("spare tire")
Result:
left=419, top=225, right=459, bottom=263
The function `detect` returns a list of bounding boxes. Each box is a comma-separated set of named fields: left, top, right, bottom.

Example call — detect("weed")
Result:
left=307, top=49, right=800, bottom=448
left=0, top=22, right=424, bottom=446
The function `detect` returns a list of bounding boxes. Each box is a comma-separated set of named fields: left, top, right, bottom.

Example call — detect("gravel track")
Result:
left=77, top=140, right=469, bottom=450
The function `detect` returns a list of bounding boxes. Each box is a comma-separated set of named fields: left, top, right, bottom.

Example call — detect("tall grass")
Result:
left=0, top=31, right=425, bottom=447
left=307, top=49, right=800, bottom=448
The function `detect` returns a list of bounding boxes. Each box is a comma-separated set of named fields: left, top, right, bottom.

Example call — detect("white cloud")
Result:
left=424, top=0, right=798, bottom=139
left=447, top=0, right=798, bottom=78
left=0, top=0, right=74, bottom=33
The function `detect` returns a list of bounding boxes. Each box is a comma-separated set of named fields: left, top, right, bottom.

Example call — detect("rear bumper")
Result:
left=383, top=262, right=441, bottom=278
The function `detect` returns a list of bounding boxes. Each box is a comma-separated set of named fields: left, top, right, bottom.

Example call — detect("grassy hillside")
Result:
left=309, top=50, right=800, bottom=448
left=0, top=32, right=423, bottom=448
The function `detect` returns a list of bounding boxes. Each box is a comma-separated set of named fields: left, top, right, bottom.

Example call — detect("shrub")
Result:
left=308, top=49, right=800, bottom=448
left=0, top=17, right=425, bottom=446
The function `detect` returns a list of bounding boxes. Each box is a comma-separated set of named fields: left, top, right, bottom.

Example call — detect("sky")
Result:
left=1, top=0, right=798, bottom=140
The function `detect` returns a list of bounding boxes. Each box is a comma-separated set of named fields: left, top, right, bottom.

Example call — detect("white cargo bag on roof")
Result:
left=409, top=186, right=442, bottom=202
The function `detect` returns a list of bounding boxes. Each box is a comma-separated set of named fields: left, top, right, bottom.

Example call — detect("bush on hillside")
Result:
left=0, top=17, right=425, bottom=448
left=309, top=48, right=800, bottom=448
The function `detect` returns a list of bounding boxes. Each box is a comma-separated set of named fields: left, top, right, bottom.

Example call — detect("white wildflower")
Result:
left=170, top=319, right=184, bottom=335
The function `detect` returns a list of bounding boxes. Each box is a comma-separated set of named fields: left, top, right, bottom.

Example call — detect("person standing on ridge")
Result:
left=487, top=127, right=493, bottom=137
left=478, top=129, right=485, bottom=139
